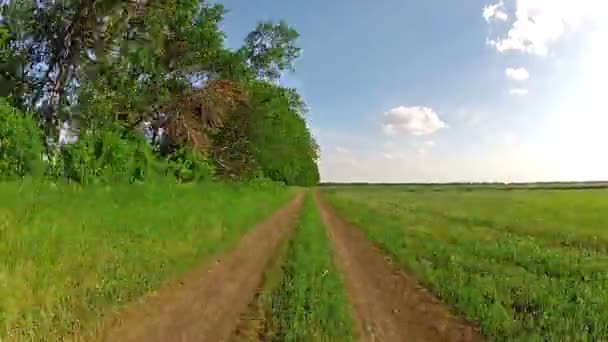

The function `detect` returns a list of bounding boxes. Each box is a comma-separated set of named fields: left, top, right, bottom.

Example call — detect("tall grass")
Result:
left=263, top=194, right=353, bottom=341
left=0, top=179, right=292, bottom=340
left=324, top=187, right=608, bottom=341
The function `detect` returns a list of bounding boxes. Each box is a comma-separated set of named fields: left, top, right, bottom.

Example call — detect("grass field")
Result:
left=0, top=179, right=292, bottom=340
left=323, top=186, right=608, bottom=341
left=261, top=194, right=353, bottom=341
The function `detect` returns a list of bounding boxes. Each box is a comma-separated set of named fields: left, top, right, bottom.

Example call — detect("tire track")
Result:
left=315, top=192, right=480, bottom=342
left=104, top=193, right=304, bottom=342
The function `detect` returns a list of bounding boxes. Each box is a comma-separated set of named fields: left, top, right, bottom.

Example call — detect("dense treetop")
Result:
left=0, top=0, right=319, bottom=186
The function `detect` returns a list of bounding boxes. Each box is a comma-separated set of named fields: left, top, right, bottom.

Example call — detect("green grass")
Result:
left=262, top=194, right=353, bottom=341
left=323, top=187, right=608, bottom=341
left=0, top=179, right=293, bottom=341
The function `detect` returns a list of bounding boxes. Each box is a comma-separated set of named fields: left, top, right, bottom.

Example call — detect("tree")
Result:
left=239, top=21, right=301, bottom=82
left=78, top=1, right=247, bottom=154
left=0, top=0, right=320, bottom=185
left=210, top=80, right=319, bottom=185
left=0, top=0, right=146, bottom=147
left=0, top=99, right=44, bottom=178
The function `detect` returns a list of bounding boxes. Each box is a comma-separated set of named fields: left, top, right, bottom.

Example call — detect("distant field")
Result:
left=0, top=180, right=292, bottom=340
left=322, top=181, right=608, bottom=191
left=323, top=186, right=608, bottom=341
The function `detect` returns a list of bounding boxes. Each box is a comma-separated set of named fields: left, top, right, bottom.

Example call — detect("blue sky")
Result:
left=217, top=0, right=608, bottom=182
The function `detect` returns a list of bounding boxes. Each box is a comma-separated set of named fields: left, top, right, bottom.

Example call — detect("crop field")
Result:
left=323, top=186, right=608, bottom=341
left=0, top=180, right=292, bottom=340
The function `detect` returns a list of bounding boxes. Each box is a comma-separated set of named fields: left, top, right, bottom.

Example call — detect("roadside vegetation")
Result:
left=324, top=187, right=608, bottom=341
left=261, top=194, right=354, bottom=341
left=0, top=1, right=319, bottom=340
left=0, top=180, right=292, bottom=340
left=0, top=1, right=319, bottom=186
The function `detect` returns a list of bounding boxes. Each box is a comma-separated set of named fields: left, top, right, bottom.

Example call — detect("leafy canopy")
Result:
left=0, top=0, right=320, bottom=185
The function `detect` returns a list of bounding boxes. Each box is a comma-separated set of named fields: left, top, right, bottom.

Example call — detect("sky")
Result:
left=217, top=0, right=608, bottom=183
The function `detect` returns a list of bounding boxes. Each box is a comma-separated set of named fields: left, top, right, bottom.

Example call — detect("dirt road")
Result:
left=104, top=194, right=303, bottom=342
left=315, top=193, right=481, bottom=342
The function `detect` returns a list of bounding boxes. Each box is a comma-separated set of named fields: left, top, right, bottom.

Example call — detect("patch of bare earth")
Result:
left=315, top=193, right=482, bottom=342
left=228, top=278, right=272, bottom=341
left=103, top=194, right=303, bottom=342
left=228, top=240, right=289, bottom=342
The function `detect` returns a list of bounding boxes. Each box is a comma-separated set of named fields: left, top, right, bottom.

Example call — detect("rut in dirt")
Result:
left=104, top=194, right=303, bottom=342
left=315, top=193, right=481, bottom=342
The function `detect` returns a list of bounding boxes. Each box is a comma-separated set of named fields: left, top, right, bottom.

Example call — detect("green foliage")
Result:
left=263, top=194, right=353, bottom=340
left=1, top=0, right=320, bottom=185
left=61, top=131, right=98, bottom=184
left=129, top=135, right=158, bottom=182
left=44, top=147, right=66, bottom=180
left=247, top=82, right=320, bottom=186
left=293, top=157, right=321, bottom=186
left=0, top=1, right=34, bottom=102
left=239, top=21, right=302, bottom=81
left=0, top=180, right=292, bottom=340
left=324, top=187, right=608, bottom=341
left=0, top=26, right=8, bottom=62
left=61, top=130, right=157, bottom=185
left=167, top=148, right=214, bottom=183
left=0, top=100, right=44, bottom=178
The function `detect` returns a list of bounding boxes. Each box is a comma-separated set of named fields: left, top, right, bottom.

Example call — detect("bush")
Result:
left=61, top=129, right=158, bottom=185
left=128, top=136, right=157, bottom=183
left=0, top=100, right=44, bottom=179
left=61, top=131, right=100, bottom=184
left=168, top=148, right=214, bottom=183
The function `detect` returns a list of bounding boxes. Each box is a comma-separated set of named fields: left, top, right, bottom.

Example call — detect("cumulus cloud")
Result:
left=509, top=88, right=529, bottom=96
left=505, top=67, right=530, bottom=81
left=483, top=1, right=508, bottom=22
left=484, top=0, right=607, bottom=56
left=382, top=106, right=447, bottom=137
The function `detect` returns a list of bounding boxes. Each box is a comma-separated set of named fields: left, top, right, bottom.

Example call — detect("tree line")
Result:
left=0, top=0, right=320, bottom=186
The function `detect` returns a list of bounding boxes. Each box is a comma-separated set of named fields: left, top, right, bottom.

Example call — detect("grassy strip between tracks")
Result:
left=261, top=193, right=354, bottom=341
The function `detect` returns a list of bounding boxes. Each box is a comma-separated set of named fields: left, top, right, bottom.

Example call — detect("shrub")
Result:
left=61, top=129, right=158, bottom=185
left=61, top=131, right=100, bottom=184
left=168, top=148, right=215, bottom=183
left=0, top=100, right=44, bottom=179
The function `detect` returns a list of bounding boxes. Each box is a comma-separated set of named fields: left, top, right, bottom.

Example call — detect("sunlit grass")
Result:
left=324, top=187, right=608, bottom=341
left=0, top=179, right=292, bottom=340
left=262, top=194, right=353, bottom=341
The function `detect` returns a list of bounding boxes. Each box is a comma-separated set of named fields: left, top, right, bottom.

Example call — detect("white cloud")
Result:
left=509, top=88, right=529, bottom=96
left=502, top=131, right=518, bottom=146
left=383, top=140, right=396, bottom=149
left=505, top=67, right=530, bottom=81
left=319, top=143, right=550, bottom=183
left=382, top=106, right=447, bottom=136
left=483, top=1, right=508, bottom=23
left=318, top=129, right=604, bottom=183
left=317, top=144, right=358, bottom=172
left=485, top=0, right=607, bottom=56
left=335, top=146, right=349, bottom=154
left=383, top=152, right=407, bottom=160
